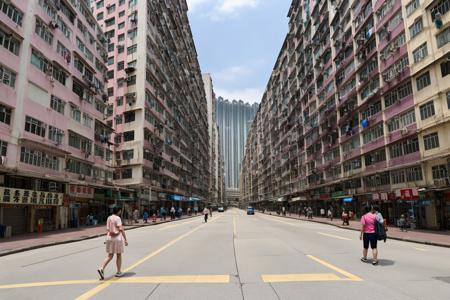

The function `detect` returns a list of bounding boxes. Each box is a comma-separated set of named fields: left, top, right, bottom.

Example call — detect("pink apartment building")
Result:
left=0, top=0, right=117, bottom=235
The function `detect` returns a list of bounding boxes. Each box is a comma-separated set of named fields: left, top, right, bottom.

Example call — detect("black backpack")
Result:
left=376, top=221, right=387, bottom=242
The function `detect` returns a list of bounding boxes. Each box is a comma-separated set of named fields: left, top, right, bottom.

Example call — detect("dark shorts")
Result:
left=363, top=233, right=377, bottom=249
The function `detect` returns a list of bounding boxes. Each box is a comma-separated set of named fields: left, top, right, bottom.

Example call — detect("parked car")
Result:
left=247, top=206, right=255, bottom=215
left=218, top=206, right=225, bottom=212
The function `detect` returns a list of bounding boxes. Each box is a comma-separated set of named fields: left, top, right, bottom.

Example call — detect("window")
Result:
left=66, top=159, right=92, bottom=176
left=416, top=71, right=431, bottom=91
left=128, top=28, right=137, bottom=39
left=430, top=0, right=450, bottom=21
left=108, top=57, right=114, bottom=65
left=119, top=10, right=125, bottom=17
left=409, top=18, right=423, bottom=38
left=123, top=130, right=134, bottom=142
left=107, top=70, right=114, bottom=79
left=391, top=169, right=405, bottom=184
left=432, top=164, right=448, bottom=180
left=52, top=64, right=67, bottom=85
left=121, top=168, right=132, bottom=179
left=0, top=139, right=7, bottom=156
left=382, top=56, right=409, bottom=82
left=72, top=80, right=84, bottom=98
left=124, top=111, right=135, bottom=123
left=105, top=17, right=115, bottom=27
left=389, top=137, right=419, bottom=158
left=122, top=149, right=134, bottom=160
left=406, top=0, right=420, bottom=16
left=423, top=132, right=440, bottom=150
left=362, top=123, right=384, bottom=144
left=119, top=0, right=125, bottom=6
left=70, top=105, right=81, bottom=122
left=48, top=126, right=64, bottom=144
left=126, top=75, right=136, bottom=86
left=97, top=12, right=104, bottom=20
left=107, top=4, right=116, bottom=14
left=441, top=60, right=450, bottom=77
left=0, top=1, right=23, bottom=26
left=0, top=28, right=20, bottom=55
left=127, top=45, right=137, bottom=54
left=412, top=43, right=428, bottom=63
left=20, top=147, right=59, bottom=170
left=419, top=101, right=435, bottom=120
left=50, top=95, right=65, bottom=114
left=118, top=33, right=125, bottom=42
left=82, top=113, right=93, bottom=128
left=30, top=48, right=50, bottom=73
left=108, top=43, right=114, bottom=52
left=0, top=103, right=12, bottom=125
left=35, top=18, right=53, bottom=45
left=384, top=81, right=413, bottom=108
left=118, top=22, right=125, bottom=29
left=107, top=87, right=114, bottom=97
left=25, top=116, right=46, bottom=137
left=436, top=26, right=450, bottom=48
left=365, top=149, right=386, bottom=166
left=96, top=0, right=104, bottom=9
left=387, top=109, right=416, bottom=132
left=361, top=101, right=382, bottom=120
left=56, top=41, right=70, bottom=61
left=447, top=92, right=450, bottom=109
left=56, top=16, right=72, bottom=40
left=95, top=145, right=104, bottom=158
left=105, top=29, right=115, bottom=39
left=117, top=61, right=125, bottom=70
left=116, top=96, right=123, bottom=106
left=406, top=166, right=423, bottom=181
left=0, top=64, right=16, bottom=88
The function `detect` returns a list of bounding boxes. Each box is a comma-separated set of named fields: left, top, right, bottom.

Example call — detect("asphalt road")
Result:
left=1, top=209, right=450, bottom=300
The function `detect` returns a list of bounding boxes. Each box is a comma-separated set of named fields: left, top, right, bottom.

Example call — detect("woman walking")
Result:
left=360, top=206, right=379, bottom=265
left=97, top=207, right=128, bottom=280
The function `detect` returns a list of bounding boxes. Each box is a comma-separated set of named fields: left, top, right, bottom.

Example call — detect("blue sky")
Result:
left=187, top=0, right=292, bottom=104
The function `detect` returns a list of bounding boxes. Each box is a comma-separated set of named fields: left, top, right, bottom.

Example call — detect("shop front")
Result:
left=0, top=187, right=63, bottom=235
left=68, top=184, right=97, bottom=227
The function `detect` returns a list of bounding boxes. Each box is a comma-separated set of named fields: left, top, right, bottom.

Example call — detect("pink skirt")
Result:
left=105, top=239, right=124, bottom=254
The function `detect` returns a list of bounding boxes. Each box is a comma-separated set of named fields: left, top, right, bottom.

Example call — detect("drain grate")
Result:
left=434, top=277, right=450, bottom=284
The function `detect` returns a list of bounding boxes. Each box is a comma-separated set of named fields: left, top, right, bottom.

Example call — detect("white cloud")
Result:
left=187, top=0, right=260, bottom=20
left=215, top=87, right=263, bottom=104
left=214, top=65, right=252, bottom=82
left=216, top=0, right=260, bottom=14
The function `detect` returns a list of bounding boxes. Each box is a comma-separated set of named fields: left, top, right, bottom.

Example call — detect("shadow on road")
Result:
left=122, top=272, right=136, bottom=277
left=377, top=259, right=395, bottom=266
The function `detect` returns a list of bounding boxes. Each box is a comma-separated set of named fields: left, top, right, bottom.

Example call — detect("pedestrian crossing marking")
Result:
left=317, top=232, right=352, bottom=241
left=307, top=255, right=363, bottom=282
left=0, top=275, right=230, bottom=290
left=262, top=273, right=342, bottom=282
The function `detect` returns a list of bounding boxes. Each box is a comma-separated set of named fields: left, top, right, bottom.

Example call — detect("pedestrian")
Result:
left=143, top=210, right=149, bottom=223
left=328, top=208, right=333, bottom=221
left=97, top=207, right=128, bottom=280
left=209, top=207, right=213, bottom=217
left=133, top=208, right=139, bottom=224
left=307, top=206, right=313, bottom=219
left=360, top=206, right=379, bottom=265
left=399, top=214, right=407, bottom=232
left=342, top=210, right=349, bottom=225
left=170, top=206, right=176, bottom=220
left=373, top=205, right=387, bottom=243
left=187, top=207, right=191, bottom=216
left=320, top=208, right=325, bottom=217
left=203, top=207, right=210, bottom=223
left=160, top=207, right=167, bottom=221
left=177, top=207, right=183, bottom=218
left=282, top=206, right=286, bottom=216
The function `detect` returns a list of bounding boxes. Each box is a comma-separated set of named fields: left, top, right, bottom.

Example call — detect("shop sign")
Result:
left=69, top=185, right=94, bottom=198
left=0, top=187, right=63, bottom=206
left=319, top=193, right=330, bottom=200
left=343, top=197, right=353, bottom=203
left=331, top=191, right=345, bottom=198
left=400, top=189, right=419, bottom=201
left=170, top=195, right=183, bottom=201
left=388, top=193, right=396, bottom=201
left=372, top=193, right=380, bottom=201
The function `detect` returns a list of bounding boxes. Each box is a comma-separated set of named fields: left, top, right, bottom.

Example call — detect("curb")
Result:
left=261, top=212, right=450, bottom=248
left=0, top=215, right=203, bottom=257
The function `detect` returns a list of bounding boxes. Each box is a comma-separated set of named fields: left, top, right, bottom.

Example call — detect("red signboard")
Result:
left=400, top=189, right=419, bottom=200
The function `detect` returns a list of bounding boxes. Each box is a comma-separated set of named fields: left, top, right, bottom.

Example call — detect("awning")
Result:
left=290, top=196, right=307, bottom=202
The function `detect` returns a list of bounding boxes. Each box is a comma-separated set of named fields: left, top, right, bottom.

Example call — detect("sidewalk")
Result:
left=0, top=215, right=202, bottom=257
left=262, top=211, right=450, bottom=248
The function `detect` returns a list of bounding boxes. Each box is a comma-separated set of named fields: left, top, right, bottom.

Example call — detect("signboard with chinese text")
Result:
left=0, top=187, right=63, bottom=206
left=68, top=185, right=94, bottom=198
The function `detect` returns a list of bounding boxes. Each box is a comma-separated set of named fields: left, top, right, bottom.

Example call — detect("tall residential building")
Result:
left=203, top=73, right=225, bottom=206
left=0, top=0, right=114, bottom=235
left=92, top=0, right=210, bottom=207
left=216, top=97, right=257, bottom=205
left=241, top=0, right=450, bottom=229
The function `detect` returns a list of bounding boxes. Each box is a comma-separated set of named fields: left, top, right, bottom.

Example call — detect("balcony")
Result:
left=389, top=151, right=420, bottom=168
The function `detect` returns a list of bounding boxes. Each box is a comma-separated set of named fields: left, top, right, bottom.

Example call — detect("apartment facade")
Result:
left=241, top=0, right=450, bottom=229
left=0, top=0, right=115, bottom=235
left=92, top=0, right=210, bottom=210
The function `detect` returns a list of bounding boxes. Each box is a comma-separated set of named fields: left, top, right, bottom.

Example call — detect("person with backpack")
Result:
left=373, top=206, right=387, bottom=243
left=360, top=206, right=380, bottom=265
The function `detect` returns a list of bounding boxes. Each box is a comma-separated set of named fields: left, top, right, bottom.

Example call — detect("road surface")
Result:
left=1, top=209, right=450, bottom=299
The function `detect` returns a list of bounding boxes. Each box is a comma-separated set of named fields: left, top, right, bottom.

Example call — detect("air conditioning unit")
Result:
left=49, top=19, right=58, bottom=29
left=400, top=127, right=408, bottom=135
left=79, top=174, right=86, bottom=181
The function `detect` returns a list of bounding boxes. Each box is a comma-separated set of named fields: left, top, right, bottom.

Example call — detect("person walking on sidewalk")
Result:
left=143, top=210, right=149, bottom=223
left=342, top=210, right=349, bottom=226
left=399, top=214, right=407, bottom=232
left=360, top=206, right=379, bottom=265
left=320, top=208, right=325, bottom=217
left=307, top=207, right=313, bottom=219
left=203, top=207, right=210, bottom=223
left=170, top=206, right=176, bottom=220
left=133, top=208, right=139, bottom=224
left=97, top=207, right=128, bottom=280
left=160, top=207, right=167, bottom=221
left=209, top=207, right=213, bottom=218
left=328, top=207, right=333, bottom=221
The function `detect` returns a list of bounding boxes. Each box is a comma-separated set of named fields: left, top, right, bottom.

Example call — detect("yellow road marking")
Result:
left=0, top=280, right=99, bottom=290
left=307, top=255, right=362, bottom=281
left=413, top=247, right=428, bottom=252
left=158, top=218, right=201, bottom=231
left=0, top=275, right=230, bottom=290
left=262, top=273, right=342, bottom=282
left=75, top=216, right=224, bottom=300
left=317, top=232, right=352, bottom=241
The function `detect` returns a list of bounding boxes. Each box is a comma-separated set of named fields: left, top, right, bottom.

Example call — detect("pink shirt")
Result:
left=106, top=215, right=123, bottom=241
left=361, top=213, right=376, bottom=233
